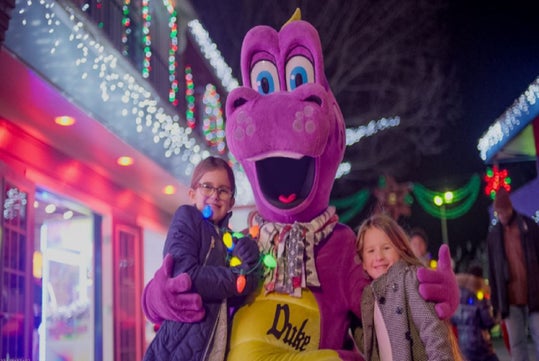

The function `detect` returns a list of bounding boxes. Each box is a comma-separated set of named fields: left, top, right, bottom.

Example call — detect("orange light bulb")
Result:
left=236, top=274, right=246, bottom=293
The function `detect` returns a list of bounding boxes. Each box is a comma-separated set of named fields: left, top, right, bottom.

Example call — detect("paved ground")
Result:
left=492, top=336, right=537, bottom=361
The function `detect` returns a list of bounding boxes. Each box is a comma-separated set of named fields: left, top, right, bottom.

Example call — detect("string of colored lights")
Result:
left=141, top=0, right=152, bottom=78
left=185, top=66, right=196, bottom=128
left=163, top=0, right=178, bottom=106
left=95, top=0, right=103, bottom=28
left=120, top=0, right=131, bottom=55
left=202, top=84, right=226, bottom=154
left=37, top=0, right=197, bottom=159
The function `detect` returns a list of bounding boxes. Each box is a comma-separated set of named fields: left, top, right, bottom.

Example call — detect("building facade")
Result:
left=0, top=0, right=252, bottom=359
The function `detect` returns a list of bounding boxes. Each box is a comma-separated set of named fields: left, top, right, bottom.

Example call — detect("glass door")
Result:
left=35, top=189, right=95, bottom=361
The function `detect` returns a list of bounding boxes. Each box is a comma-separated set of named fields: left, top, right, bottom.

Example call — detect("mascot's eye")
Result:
left=286, top=55, right=314, bottom=91
left=250, top=60, right=280, bottom=95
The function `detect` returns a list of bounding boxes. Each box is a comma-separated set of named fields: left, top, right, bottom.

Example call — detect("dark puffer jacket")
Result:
left=143, top=205, right=259, bottom=361
left=451, top=274, right=499, bottom=361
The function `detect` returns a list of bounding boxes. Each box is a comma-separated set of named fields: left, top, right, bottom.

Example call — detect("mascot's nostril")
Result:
left=233, top=97, right=248, bottom=109
left=304, top=95, right=322, bottom=106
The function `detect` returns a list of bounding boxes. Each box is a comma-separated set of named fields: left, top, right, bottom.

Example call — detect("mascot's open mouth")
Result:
left=255, top=156, right=315, bottom=209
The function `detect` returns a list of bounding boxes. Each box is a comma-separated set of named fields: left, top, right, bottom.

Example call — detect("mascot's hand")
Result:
left=233, top=236, right=260, bottom=271
left=417, top=244, right=459, bottom=320
left=141, top=254, right=205, bottom=324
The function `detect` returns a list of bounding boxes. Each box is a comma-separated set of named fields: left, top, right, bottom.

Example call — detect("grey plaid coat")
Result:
left=355, top=259, right=458, bottom=361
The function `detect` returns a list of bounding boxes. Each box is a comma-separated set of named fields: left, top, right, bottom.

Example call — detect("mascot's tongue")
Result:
left=278, top=193, right=297, bottom=204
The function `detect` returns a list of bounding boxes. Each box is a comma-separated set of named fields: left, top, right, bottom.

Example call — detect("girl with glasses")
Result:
left=143, top=156, right=261, bottom=361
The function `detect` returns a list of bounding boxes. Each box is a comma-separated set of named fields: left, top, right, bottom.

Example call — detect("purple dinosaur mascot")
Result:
left=142, top=10, right=459, bottom=361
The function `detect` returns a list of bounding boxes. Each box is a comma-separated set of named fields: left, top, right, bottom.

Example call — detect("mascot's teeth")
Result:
left=278, top=194, right=297, bottom=204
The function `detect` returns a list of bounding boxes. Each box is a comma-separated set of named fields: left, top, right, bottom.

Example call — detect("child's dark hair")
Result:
left=409, top=227, right=429, bottom=246
left=190, top=156, right=236, bottom=195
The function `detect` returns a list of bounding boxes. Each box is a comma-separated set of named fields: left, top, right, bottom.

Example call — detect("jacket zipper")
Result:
left=201, top=301, right=223, bottom=361
left=202, top=228, right=220, bottom=360
left=203, top=236, right=216, bottom=265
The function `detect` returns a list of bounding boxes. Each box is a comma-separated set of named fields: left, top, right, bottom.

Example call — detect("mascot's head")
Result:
left=225, top=9, right=346, bottom=223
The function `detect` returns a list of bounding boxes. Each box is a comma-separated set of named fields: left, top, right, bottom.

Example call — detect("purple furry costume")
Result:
left=142, top=12, right=459, bottom=361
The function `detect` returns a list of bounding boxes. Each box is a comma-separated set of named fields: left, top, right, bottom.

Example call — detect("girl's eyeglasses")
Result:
left=197, top=183, right=233, bottom=200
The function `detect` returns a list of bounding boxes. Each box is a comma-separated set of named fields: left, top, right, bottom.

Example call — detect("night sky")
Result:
left=411, top=0, right=539, bottom=266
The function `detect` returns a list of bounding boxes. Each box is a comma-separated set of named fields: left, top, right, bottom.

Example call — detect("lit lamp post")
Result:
left=433, top=191, right=453, bottom=245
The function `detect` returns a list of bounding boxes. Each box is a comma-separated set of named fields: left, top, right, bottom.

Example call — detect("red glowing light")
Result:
left=484, top=166, right=511, bottom=199
left=236, top=274, right=246, bottom=293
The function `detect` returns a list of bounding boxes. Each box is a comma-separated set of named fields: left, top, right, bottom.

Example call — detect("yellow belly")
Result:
left=227, top=288, right=340, bottom=361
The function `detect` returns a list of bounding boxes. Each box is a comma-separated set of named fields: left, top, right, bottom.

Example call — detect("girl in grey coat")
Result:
left=354, top=214, right=462, bottom=361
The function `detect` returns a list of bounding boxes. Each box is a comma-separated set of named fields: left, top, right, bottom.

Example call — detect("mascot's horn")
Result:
left=281, top=8, right=302, bottom=29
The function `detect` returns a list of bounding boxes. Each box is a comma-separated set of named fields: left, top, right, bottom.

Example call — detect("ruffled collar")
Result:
left=252, top=207, right=338, bottom=297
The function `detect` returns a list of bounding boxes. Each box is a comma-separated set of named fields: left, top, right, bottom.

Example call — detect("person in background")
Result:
left=409, top=227, right=432, bottom=267
left=487, top=188, right=539, bottom=361
left=451, top=264, right=500, bottom=361
left=142, top=156, right=261, bottom=361
left=354, top=213, right=462, bottom=360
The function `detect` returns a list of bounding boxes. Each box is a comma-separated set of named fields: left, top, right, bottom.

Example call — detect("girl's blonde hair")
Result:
left=357, top=213, right=465, bottom=359
left=356, top=213, right=423, bottom=267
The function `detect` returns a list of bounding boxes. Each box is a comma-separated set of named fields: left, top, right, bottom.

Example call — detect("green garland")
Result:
left=330, top=188, right=370, bottom=223
left=411, top=174, right=480, bottom=219
left=331, top=173, right=480, bottom=222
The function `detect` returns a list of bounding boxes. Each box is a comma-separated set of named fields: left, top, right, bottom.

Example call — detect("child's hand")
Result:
left=416, top=244, right=459, bottom=320
left=141, top=254, right=205, bottom=324
left=232, top=236, right=260, bottom=271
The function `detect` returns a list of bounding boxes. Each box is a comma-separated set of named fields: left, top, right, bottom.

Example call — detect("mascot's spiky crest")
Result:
left=281, top=8, right=302, bottom=29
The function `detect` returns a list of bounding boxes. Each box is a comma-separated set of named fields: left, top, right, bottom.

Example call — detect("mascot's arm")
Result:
left=141, top=254, right=205, bottom=324
left=416, top=244, right=459, bottom=320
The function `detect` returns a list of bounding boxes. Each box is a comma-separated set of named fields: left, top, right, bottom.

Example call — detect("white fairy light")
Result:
left=477, top=76, right=539, bottom=161
left=345, top=116, right=401, bottom=146
left=187, top=19, right=239, bottom=92
left=336, top=162, right=351, bottom=179
left=11, top=0, right=218, bottom=170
